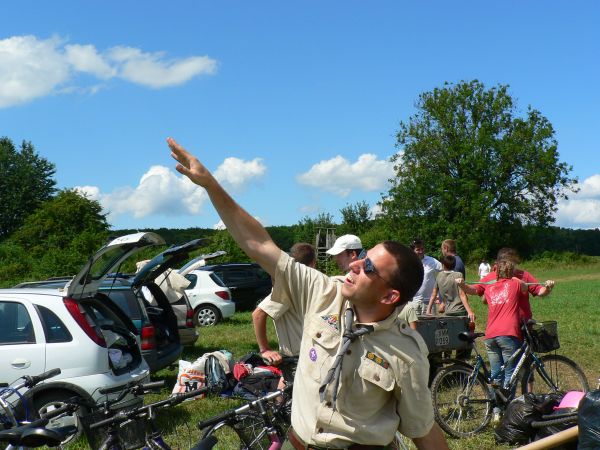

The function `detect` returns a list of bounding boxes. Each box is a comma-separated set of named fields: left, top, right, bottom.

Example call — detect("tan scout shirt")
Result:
left=272, top=251, right=434, bottom=448
left=257, top=292, right=304, bottom=356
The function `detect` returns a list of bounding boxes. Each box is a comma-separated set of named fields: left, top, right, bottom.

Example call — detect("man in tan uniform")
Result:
left=252, top=242, right=316, bottom=365
left=168, top=138, right=449, bottom=450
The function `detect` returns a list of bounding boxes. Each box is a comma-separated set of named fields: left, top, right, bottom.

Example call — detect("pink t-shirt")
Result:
left=477, top=269, right=542, bottom=321
left=479, top=278, right=523, bottom=340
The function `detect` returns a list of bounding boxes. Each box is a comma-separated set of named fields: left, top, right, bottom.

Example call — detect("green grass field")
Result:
left=77, top=259, right=600, bottom=450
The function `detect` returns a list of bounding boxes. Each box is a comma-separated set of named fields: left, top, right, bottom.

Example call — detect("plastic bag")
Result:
left=578, top=390, right=600, bottom=449
left=533, top=407, right=578, bottom=450
left=494, top=393, right=560, bottom=445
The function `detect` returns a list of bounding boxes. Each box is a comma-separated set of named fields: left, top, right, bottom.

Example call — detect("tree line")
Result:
left=1, top=80, right=596, bottom=287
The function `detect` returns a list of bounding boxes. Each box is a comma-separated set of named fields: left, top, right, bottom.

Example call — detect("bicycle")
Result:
left=0, top=396, right=81, bottom=449
left=88, top=380, right=210, bottom=450
left=0, top=368, right=62, bottom=429
left=430, top=320, right=588, bottom=438
left=194, top=382, right=293, bottom=450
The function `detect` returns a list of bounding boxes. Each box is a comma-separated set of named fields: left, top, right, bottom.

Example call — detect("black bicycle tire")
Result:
left=430, top=364, right=493, bottom=438
left=520, top=354, right=589, bottom=395
left=201, top=413, right=270, bottom=450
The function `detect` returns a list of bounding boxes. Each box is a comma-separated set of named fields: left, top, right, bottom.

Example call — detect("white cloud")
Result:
left=296, top=154, right=394, bottom=197
left=65, top=44, right=116, bottom=79
left=554, top=174, right=600, bottom=228
left=77, top=158, right=266, bottom=223
left=107, top=46, right=217, bottom=88
left=214, top=157, right=267, bottom=192
left=0, top=35, right=218, bottom=108
left=213, top=220, right=226, bottom=230
left=0, top=35, right=70, bottom=107
left=576, top=174, right=600, bottom=198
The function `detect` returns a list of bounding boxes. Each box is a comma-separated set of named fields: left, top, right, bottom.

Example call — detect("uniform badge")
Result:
left=321, top=314, right=340, bottom=331
left=366, top=351, right=389, bottom=369
left=309, top=347, right=317, bottom=361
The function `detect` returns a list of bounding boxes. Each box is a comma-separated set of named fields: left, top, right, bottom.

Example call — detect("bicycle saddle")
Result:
left=458, top=331, right=485, bottom=343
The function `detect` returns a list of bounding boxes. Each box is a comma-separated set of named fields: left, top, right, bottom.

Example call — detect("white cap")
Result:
left=326, top=234, right=362, bottom=256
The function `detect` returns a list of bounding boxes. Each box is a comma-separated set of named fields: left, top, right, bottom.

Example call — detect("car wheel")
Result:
left=33, top=391, right=88, bottom=445
left=195, top=305, right=221, bottom=327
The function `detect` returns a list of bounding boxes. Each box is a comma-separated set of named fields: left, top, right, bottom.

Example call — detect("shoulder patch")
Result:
left=365, top=351, right=390, bottom=369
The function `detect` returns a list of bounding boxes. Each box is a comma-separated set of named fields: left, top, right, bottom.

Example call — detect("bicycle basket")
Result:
left=81, top=406, right=146, bottom=450
left=529, top=321, right=560, bottom=353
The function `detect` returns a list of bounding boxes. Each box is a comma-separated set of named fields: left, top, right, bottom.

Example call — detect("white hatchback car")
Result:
left=181, top=268, right=234, bottom=326
left=0, top=232, right=166, bottom=440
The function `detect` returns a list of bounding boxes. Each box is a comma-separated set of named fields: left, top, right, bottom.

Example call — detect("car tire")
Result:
left=33, top=390, right=88, bottom=445
left=195, top=305, right=221, bottom=327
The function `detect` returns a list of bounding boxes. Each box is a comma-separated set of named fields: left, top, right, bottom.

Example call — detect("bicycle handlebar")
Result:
left=90, top=386, right=210, bottom=430
left=197, top=383, right=293, bottom=430
left=22, top=368, right=61, bottom=388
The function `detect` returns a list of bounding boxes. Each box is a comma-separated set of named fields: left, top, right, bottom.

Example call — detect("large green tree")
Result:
left=0, top=137, right=56, bottom=239
left=8, top=189, right=110, bottom=278
left=381, top=80, right=578, bottom=259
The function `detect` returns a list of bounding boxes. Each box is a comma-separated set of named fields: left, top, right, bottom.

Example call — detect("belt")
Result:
left=287, top=428, right=387, bottom=450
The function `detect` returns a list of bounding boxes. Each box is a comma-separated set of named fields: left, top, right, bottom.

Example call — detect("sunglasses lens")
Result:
left=364, top=258, right=374, bottom=274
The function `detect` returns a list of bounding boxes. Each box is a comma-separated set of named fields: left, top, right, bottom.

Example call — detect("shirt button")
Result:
left=317, top=427, right=324, bottom=434
left=316, top=332, right=322, bottom=338
left=325, top=401, right=332, bottom=407
left=401, top=323, right=406, bottom=329
left=374, top=374, right=380, bottom=381
left=346, top=349, right=351, bottom=355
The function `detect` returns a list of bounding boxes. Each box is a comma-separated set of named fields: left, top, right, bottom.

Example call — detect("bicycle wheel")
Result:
left=430, top=364, right=493, bottom=438
left=521, top=354, right=589, bottom=395
left=201, top=413, right=272, bottom=450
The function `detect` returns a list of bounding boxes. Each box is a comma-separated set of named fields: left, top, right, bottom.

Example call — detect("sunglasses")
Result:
left=363, top=256, right=392, bottom=287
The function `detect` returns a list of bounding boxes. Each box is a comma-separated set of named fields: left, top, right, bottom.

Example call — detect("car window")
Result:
left=0, top=301, right=35, bottom=344
left=36, top=305, right=72, bottom=343
left=105, top=290, right=142, bottom=320
left=185, top=273, right=198, bottom=289
left=224, top=267, right=256, bottom=284
left=253, top=267, right=270, bottom=280
left=209, top=272, right=227, bottom=287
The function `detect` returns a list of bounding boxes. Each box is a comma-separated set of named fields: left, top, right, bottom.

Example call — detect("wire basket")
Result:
left=529, top=321, right=560, bottom=353
left=81, top=406, right=146, bottom=450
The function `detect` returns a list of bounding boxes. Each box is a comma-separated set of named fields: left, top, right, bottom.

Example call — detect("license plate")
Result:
left=435, top=329, right=449, bottom=347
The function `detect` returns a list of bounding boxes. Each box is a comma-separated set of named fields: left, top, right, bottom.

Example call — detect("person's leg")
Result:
left=484, top=338, right=503, bottom=385
left=497, top=335, right=522, bottom=388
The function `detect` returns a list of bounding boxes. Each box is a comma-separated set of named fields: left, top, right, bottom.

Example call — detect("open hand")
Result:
left=167, top=137, right=213, bottom=188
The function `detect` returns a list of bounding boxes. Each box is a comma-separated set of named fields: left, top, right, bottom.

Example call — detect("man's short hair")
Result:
left=442, top=239, right=456, bottom=254
left=410, top=238, right=424, bottom=250
left=290, top=243, right=316, bottom=266
left=441, top=254, right=456, bottom=270
left=496, top=247, right=521, bottom=264
left=382, top=240, right=424, bottom=305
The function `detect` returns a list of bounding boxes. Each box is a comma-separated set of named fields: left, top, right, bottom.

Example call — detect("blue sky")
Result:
left=2, top=1, right=599, bottom=231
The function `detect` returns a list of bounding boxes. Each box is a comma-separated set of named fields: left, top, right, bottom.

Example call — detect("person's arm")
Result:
left=251, top=307, right=282, bottom=365
left=168, top=137, right=280, bottom=276
left=536, top=280, right=555, bottom=297
left=412, top=423, right=449, bottom=450
left=459, top=289, right=475, bottom=322
left=426, top=286, right=439, bottom=315
left=455, top=277, right=478, bottom=295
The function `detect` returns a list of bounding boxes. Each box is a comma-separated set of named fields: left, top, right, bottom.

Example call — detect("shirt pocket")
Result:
left=303, top=314, right=340, bottom=381
left=357, top=356, right=395, bottom=391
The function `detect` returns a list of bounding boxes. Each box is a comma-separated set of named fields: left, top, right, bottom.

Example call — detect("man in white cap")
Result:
left=326, top=234, right=363, bottom=272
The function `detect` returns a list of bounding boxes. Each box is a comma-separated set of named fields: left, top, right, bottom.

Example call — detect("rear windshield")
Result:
left=104, top=290, right=142, bottom=320
left=209, top=272, right=227, bottom=287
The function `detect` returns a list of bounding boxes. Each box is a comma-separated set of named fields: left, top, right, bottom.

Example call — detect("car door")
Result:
left=0, top=300, right=46, bottom=382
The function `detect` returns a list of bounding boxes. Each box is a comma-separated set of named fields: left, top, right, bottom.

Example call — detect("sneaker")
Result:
left=492, top=407, right=502, bottom=423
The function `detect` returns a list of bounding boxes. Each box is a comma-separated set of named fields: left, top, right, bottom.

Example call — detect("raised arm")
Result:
left=168, top=137, right=280, bottom=275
